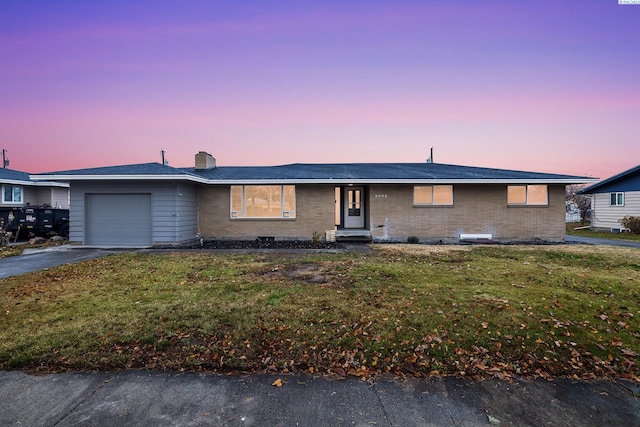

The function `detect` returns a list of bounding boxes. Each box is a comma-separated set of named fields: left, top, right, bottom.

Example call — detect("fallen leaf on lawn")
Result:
left=622, top=349, right=638, bottom=357
left=487, top=414, right=501, bottom=425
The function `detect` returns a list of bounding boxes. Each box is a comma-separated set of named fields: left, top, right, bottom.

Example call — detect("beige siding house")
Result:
left=579, top=165, right=640, bottom=232
left=32, top=151, right=596, bottom=246
left=1, top=168, right=69, bottom=209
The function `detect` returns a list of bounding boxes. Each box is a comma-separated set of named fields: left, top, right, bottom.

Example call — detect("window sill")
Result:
left=229, top=217, right=297, bottom=221
left=413, top=204, right=454, bottom=208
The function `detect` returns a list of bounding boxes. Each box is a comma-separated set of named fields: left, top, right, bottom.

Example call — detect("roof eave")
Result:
left=204, top=178, right=599, bottom=185
left=29, top=175, right=598, bottom=186
left=2, top=178, right=69, bottom=188
left=30, top=174, right=208, bottom=184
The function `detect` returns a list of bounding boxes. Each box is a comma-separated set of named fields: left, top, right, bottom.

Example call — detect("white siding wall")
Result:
left=69, top=180, right=198, bottom=244
left=591, top=191, right=640, bottom=229
left=5, top=186, right=69, bottom=208
left=51, top=187, right=70, bottom=209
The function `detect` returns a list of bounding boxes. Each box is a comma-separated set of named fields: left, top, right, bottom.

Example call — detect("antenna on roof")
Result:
left=426, top=147, right=433, bottom=164
left=160, top=149, right=169, bottom=166
left=2, top=149, right=8, bottom=168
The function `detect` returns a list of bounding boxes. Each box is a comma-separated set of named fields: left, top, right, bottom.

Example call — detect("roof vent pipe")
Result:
left=426, top=147, right=434, bottom=164
left=195, top=151, right=216, bottom=170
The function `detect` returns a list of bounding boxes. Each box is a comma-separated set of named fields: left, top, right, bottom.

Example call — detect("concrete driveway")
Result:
left=0, top=245, right=126, bottom=279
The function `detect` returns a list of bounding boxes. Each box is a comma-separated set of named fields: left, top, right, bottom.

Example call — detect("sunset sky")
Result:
left=1, top=1, right=639, bottom=180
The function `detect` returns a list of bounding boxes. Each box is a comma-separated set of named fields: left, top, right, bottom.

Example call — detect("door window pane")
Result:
left=348, top=190, right=361, bottom=216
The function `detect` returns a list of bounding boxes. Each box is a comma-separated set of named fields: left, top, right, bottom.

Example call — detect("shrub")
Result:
left=407, top=236, right=420, bottom=244
left=620, top=216, right=640, bottom=234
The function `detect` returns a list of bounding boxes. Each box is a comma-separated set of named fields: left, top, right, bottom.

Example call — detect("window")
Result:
left=507, top=185, right=548, bottom=205
left=230, top=185, right=295, bottom=218
left=610, top=192, right=624, bottom=206
left=2, top=185, right=23, bottom=204
left=414, top=185, right=453, bottom=205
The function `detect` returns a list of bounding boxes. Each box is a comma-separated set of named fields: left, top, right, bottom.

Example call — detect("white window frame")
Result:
left=507, top=185, right=548, bottom=206
left=610, top=192, right=624, bottom=207
left=413, top=185, right=454, bottom=206
left=2, top=185, right=23, bottom=204
left=230, top=185, right=296, bottom=219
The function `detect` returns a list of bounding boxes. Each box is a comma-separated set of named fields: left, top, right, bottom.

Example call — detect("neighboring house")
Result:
left=0, top=168, right=69, bottom=209
left=31, top=151, right=596, bottom=246
left=578, top=164, right=640, bottom=232
left=565, top=201, right=581, bottom=223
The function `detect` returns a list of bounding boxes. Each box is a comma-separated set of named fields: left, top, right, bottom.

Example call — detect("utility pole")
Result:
left=2, top=149, right=8, bottom=168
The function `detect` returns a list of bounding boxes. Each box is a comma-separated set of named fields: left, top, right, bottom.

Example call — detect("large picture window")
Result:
left=414, top=185, right=453, bottom=205
left=507, top=185, right=548, bottom=205
left=230, top=185, right=296, bottom=218
left=2, top=185, right=23, bottom=204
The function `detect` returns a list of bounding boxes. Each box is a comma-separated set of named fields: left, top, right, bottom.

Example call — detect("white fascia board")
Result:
left=30, top=174, right=208, bottom=184
left=2, top=179, right=69, bottom=188
left=29, top=176, right=599, bottom=186
left=205, top=178, right=600, bottom=185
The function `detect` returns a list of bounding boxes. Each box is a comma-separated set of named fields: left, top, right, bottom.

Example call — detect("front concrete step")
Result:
left=335, top=229, right=372, bottom=242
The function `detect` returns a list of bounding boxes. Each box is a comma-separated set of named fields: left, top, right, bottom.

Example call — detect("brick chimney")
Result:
left=195, top=151, right=216, bottom=170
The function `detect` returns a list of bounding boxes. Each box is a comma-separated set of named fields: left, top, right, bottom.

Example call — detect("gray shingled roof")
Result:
left=183, top=162, right=587, bottom=181
left=40, top=162, right=195, bottom=177
left=32, top=161, right=594, bottom=184
left=0, top=168, right=32, bottom=183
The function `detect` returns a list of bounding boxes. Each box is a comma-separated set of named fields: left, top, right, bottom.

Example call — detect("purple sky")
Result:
left=1, top=1, right=639, bottom=180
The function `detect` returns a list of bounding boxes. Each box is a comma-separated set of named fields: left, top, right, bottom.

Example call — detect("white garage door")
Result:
left=85, top=194, right=152, bottom=246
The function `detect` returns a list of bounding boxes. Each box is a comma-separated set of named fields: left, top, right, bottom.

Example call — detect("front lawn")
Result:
left=566, top=222, right=640, bottom=242
left=1, top=245, right=638, bottom=381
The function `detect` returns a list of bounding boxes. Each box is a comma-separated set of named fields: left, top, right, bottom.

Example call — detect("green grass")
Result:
left=1, top=246, right=639, bottom=381
left=566, top=222, right=640, bottom=241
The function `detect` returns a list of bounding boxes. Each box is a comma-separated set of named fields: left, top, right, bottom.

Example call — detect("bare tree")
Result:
left=566, top=185, right=591, bottom=225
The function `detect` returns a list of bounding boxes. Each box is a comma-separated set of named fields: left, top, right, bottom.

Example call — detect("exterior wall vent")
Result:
left=460, top=233, right=493, bottom=242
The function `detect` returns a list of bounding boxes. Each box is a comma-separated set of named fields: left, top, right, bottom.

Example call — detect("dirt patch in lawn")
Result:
left=374, top=243, right=472, bottom=255
left=260, top=259, right=355, bottom=287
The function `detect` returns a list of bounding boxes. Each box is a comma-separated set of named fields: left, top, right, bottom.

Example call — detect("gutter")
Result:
left=27, top=176, right=599, bottom=186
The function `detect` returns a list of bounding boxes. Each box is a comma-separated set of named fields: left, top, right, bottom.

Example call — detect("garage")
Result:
left=85, top=193, right=152, bottom=246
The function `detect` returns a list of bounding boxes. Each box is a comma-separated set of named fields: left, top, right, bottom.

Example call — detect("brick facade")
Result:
left=369, top=184, right=566, bottom=243
left=198, top=184, right=335, bottom=240
left=199, top=183, right=566, bottom=243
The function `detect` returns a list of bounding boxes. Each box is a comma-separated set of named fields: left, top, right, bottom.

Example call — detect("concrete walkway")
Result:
left=564, top=235, right=640, bottom=248
left=0, top=371, right=638, bottom=426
